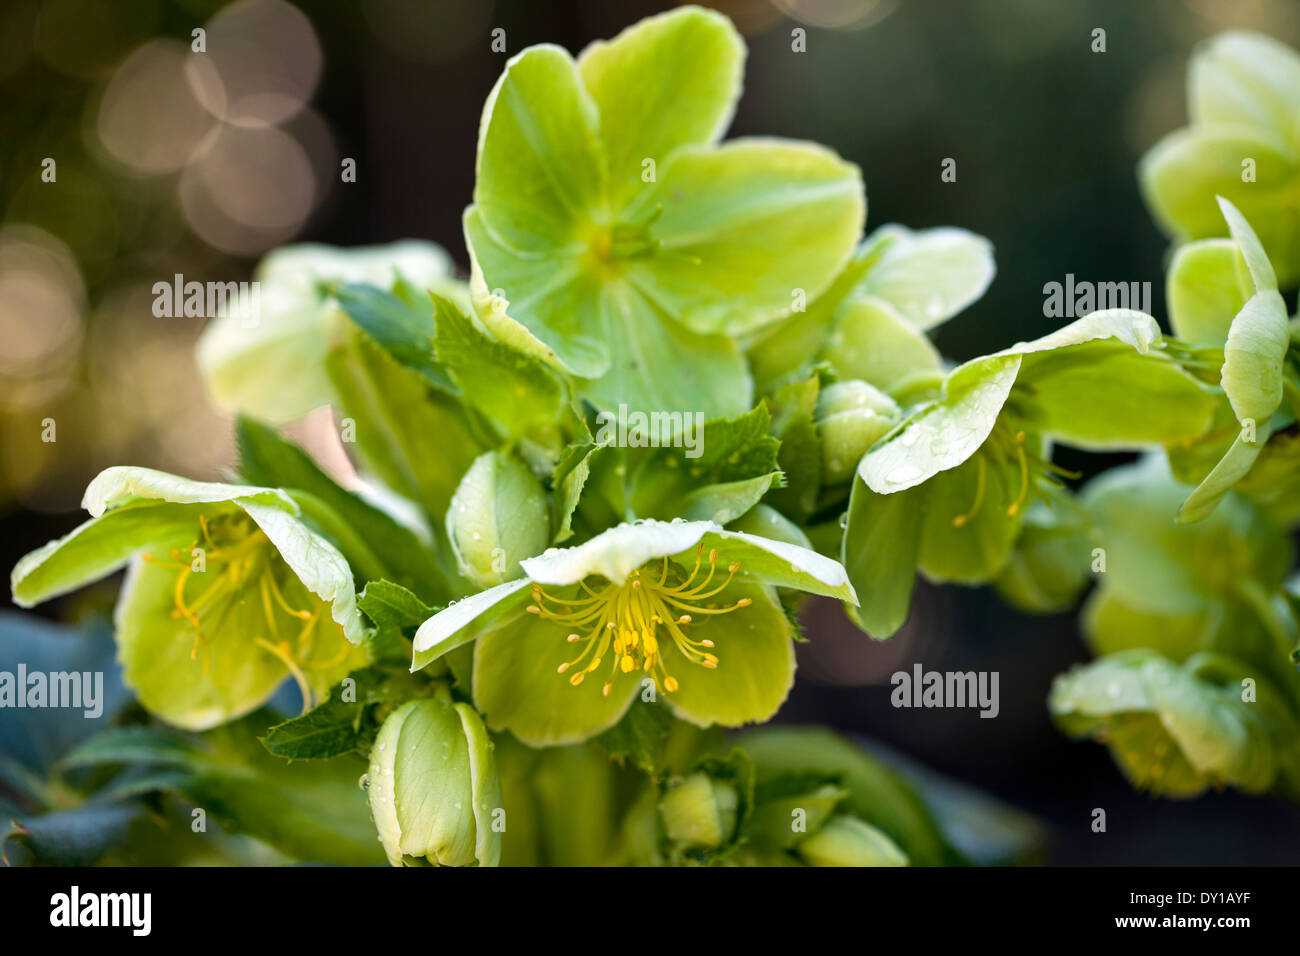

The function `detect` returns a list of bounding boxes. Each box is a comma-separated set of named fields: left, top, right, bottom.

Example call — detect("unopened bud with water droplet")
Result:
left=815, top=380, right=899, bottom=484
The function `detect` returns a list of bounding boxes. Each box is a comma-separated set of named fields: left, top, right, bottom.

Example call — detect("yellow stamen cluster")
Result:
left=141, top=513, right=348, bottom=712
left=527, top=545, right=751, bottom=698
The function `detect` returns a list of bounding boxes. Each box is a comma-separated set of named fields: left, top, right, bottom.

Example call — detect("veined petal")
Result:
left=627, top=138, right=865, bottom=337
left=661, top=583, right=795, bottom=728
left=83, top=465, right=294, bottom=518
left=472, top=44, right=607, bottom=252
left=577, top=5, right=744, bottom=211
left=856, top=225, right=995, bottom=331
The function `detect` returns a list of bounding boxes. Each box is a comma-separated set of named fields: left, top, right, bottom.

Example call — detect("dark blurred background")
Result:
left=2, top=0, right=1298, bottom=864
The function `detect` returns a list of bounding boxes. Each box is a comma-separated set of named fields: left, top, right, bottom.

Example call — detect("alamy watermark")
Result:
left=891, top=664, right=999, bottom=718
left=152, top=274, right=260, bottom=326
left=1042, top=274, right=1151, bottom=318
left=0, top=664, right=104, bottom=718
left=594, top=403, right=705, bottom=459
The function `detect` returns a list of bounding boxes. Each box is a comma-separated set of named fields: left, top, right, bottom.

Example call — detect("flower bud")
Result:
left=367, top=697, right=502, bottom=867
left=446, top=450, right=549, bottom=589
left=815, top=380, right=899, bottom=484
left=796, top=813, right=908, bottom=867
left=658, top=771, right=739, bottom=851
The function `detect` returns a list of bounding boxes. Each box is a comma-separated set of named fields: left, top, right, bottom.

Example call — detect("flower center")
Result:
left=141, top=512, right=348, bottom=711
left=527, top=545, right=752, bottom=698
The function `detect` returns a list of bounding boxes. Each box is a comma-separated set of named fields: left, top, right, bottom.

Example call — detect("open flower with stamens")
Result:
left=411, top=519, right=856, bottom=747
left=843, top=309, right=1220, bottom=638
left=11, top=467, right=369, bottom=730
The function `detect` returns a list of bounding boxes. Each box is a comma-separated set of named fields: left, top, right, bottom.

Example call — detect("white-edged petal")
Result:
left=83, top=465, right=295, bottom=518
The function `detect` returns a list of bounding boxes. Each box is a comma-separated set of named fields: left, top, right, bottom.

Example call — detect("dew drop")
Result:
left=886, top=465, right=923, bottom=484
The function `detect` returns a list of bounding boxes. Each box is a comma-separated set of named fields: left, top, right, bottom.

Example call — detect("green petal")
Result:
left=993, top=486, right=1094, bottom=614
left=841, top=476, right=923, bottom=638
left=916, top=450, right=1022, bottom=584
left=576, top=280, right=752, bottom=418
left=519, top=518, right=854, bottom=600
left=472, top=45, right=606, bottom=251
left=856, top=225, right=995, bottom=330
left=626, top=138, right=864, bottom=337
left=240, top=501, right=369, bottom=646
left=1050, top=649, right=1297, bottom=797
left=410, top=578, right=532, bottom=672
left=463, top=207, right=606, bottom=378
left=823, top=295, right=944, bottom=394
left=1082, top=588, right=1213, bottom=661
left=196, top=241, right=456, bottom=424
left=1139, top=126, right=1300, bottom=284
left=12, top=501, right=210, bottom=607
left=115, top=557, right=359, bottom=731
left=472, top=602, right=640, bottom=746
left=577, top=5, right=744, bottom=211
left=1009, top=310, right=1217, bottom=448
left=1082, top=456, right=1291, bottom=614
left=661, top=583, right=794, bottom=728
left=326, top=321, right=486, bottom=519
left=1179, top=431, right=1265, bottom=523
left=1217, top=195, right=1279, bottom=293
left=859, top=355, right=1021, bottom=494
left=1221, top=290, right=1289, bottom=426
left=1189, top=31, right=1300, bottom=133
left=12, top=467, right=294, bottom=607
left=1166, top=239, right=1247, bottom=346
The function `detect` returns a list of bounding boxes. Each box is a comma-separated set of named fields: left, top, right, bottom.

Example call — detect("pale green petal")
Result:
left=859, top=355, right=1021, bottom=494
left=472, top=45, right=606, bottom=252
left=197, top=241, right=457, bottom=424
left=577, top=5, right=743, bottom=211
left=1221, top=290, right=1289, bottom=425
left=841, top=477, right=923, bottom=638
left=1139, top=125, right=1300, bottom=284
left=577, top=279, right=752, bottom=418
left=1178, top=432, right=1265, bottom=523
left=12, top=502, right=210, bottom=607
left=115, top=558, right=291, bottom=730
left=1189, top=31, right=1300, bottom=133
left=856, top=225, right=995, bottom=330
left=661, top=583, right=795, bottom=728
left=240, top=501, right=368, bottom=646
left=1009, top=310, right=1218, bottom=448
left=1166, top=239, right=1247, bottom=346
left=916, top=451, right=1022, bottom=584
left=463, top=207, right=607, bottom=378
left=823, top=295, right=943, bottom=394
left=472, top=609, right=640, bottom=746
left=83, top=465, right=293, bottom=516
left=410, top=578, right=532, bottom=671
left=626, top=138, right=864, bottom=336
left=518, top=518, right=855, bottom=600
left=1216, top=195, right=1278, bottom=292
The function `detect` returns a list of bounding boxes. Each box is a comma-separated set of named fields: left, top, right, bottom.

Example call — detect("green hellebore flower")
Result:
left=10, top=466, right=369, bottom=730
left=1164, top=197, right=1293, bottom=521
left=815, top=379, right=900, bottom=485
left=446, top=450, right=550, bottom=590
left=1140, top=31, right=1300, bottom=287
left=367, top=696, right=502, bottom=867
left=197, top=240, right=463, bottom=424
left=463, top=5, right=865, bottom=417
left=1050, top=648, right=1300, bottom=799
left=411, top=518, right=857, bottom=746
left=843, top=309, right=1218, bottom=637
left=1077, top=457, right=1296, bottom=695
left=795, top=814, right=909, bottom=867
